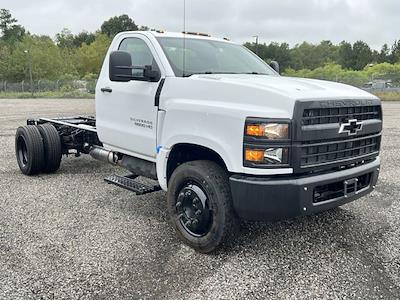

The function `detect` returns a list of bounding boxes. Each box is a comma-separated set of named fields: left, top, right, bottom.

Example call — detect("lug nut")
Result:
left=176, top=201, right=182, bottom=208
left=195, top=210, right=202, bottom=216
left=192, top=219, right=199, bottom=225
left=184, top=220, right=192, bottom=227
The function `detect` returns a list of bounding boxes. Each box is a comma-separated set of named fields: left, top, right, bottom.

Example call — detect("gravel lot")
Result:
left=0, top=98, right=399, bottom=300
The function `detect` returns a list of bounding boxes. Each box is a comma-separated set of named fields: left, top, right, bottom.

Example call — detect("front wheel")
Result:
left=167, top=160, right=238, bottom=253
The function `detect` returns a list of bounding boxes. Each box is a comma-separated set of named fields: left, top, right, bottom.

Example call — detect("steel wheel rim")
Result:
left=17, top=136, right=28, bottom=166
left=176, top=181, right=212, bottom=237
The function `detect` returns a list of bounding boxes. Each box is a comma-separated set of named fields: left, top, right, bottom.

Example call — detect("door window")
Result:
left=119, top=38, right=160, bottom=78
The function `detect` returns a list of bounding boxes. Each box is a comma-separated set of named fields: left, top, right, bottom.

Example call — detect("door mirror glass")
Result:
left=109, top=51, right=133, bottom=82
left=269, top=61, right=280, bottom=74
left=143, top=66, right=161, bottom=82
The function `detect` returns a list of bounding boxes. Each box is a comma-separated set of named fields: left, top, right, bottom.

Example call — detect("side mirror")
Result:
left=269, top=61, right=280, bottom=74
left=109, top=51, right=132, bottom=82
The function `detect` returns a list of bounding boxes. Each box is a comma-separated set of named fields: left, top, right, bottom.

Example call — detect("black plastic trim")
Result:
left=230, top=158, right=380, bottom=220
left=292, top=98, right=382, bottom=141
left=154, top=78, right=165, bottom=106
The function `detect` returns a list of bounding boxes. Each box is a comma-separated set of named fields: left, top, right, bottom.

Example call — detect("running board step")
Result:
left=104, top=174, right=161, bottom=195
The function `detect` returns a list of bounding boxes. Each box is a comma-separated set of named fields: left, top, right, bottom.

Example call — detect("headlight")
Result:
left=245, top=122, right=289, bottom=140
left=244, top=118, right=291, bottom=168
left=245, top=147, right=289, bottom=165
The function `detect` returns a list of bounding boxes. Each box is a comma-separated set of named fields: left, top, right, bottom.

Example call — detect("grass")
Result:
left=0, top=90, right=94, bottom=99
left=372, top=91, right=400, bottom=101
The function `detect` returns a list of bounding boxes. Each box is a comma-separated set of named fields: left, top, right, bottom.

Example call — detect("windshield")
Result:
left=156, top=37, right=277, bottom=77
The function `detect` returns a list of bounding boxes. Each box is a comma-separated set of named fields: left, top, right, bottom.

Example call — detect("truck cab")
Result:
left=16, top=31, right=382, bottom=252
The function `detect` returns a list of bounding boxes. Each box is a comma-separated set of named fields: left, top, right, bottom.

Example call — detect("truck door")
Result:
left=96, top=36, right=162, bottom=160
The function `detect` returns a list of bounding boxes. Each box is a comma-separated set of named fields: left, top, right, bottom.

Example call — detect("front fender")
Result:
left=159, top=99, right=289, bottom=174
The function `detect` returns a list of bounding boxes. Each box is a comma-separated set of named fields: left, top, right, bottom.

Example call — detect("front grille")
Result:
left=300, top=134, right=381, bottom=167
left=302, top=105, right=381, bottom=125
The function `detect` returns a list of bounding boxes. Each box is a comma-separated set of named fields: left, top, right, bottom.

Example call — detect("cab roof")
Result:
left=143, top=30, right=233, bottom=43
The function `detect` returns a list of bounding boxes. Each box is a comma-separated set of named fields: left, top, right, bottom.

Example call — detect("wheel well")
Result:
left=166, top=144, right=228, bottom=183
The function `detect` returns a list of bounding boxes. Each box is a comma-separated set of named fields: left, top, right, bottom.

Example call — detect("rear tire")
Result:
left=37, top=124, right=62, bottom=173
left=167, top=160, right=239, bottom=253
left=15, top=125, right=45, bottom=175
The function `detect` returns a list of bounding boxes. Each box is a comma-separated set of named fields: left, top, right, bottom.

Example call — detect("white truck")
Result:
left=15, top=31, right=382, bottom=253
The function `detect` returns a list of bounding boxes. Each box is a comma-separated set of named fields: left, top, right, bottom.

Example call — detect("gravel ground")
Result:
left=0, top=98, right=399, bottom=300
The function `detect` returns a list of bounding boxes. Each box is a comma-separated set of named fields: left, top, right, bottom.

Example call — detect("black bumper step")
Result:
left=104, top=174, right=161, bottom=195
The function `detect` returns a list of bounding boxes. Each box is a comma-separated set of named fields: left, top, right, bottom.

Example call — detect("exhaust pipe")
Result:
left=89, top=146, right=117, bottom=164
left=89, top=146, right=157, bottom=180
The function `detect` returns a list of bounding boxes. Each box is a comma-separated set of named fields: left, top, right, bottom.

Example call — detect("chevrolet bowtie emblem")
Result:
left=339, top=119, right=363, bottom=135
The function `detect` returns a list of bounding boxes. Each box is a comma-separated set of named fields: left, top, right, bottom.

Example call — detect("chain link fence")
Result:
left=0, top=80, right=97, bottom=94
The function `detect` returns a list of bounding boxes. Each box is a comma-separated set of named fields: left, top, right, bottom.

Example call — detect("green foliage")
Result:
left=244, top=41, right=291, bottom=70
left=56, top=28, right=96, bottom=48
left=245, top=38, right=400, bottom=72
left=372, top=91, right=400, bottom=101
left=1, top=35, right=70, bottom=81
left=74, top=33, right=111, bottom=77
left=352, top=41, right=373, bottom=70
left=0, top=9, right=25, bottom=44
left=284, top=62, right=400, bottom=87
left=100, top=14, right=138, bottom=38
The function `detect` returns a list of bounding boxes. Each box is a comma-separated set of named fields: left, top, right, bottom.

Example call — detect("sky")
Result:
left=2, top=0, right=399, bottom=49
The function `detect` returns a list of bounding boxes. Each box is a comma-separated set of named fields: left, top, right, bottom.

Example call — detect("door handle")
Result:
left=101, top=87, right=112, bottom=93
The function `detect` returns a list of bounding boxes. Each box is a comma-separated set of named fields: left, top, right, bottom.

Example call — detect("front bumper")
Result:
left=229, top=158, right=380, bottom=221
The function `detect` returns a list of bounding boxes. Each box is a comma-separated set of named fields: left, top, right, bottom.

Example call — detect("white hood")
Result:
left=195, top=74, right=377, bottom=101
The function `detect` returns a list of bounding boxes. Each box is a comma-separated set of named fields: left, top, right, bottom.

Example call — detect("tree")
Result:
left=338, top=41, right=353, bottom=69
left=389, top=40, right=400, bottom=64
left=100, top=15, right=138, bottom=37
left=0, top=9, right=25, bottom=44
left=138, top=25, right=150, bottom=31
left=73, top=31, right=96, bottom=47
left=378, top=44, right=390, bottom=63
left=352, top=41, right=373, bottom=70
left=2, top=35, right=71, bottom=81
left=74, top=33, right=112, bottom=77
left=55, top=28, right=75, bottom=48
left=290, top=42, right=320, bottom=70
left=56, top=29, right=96, bottom=48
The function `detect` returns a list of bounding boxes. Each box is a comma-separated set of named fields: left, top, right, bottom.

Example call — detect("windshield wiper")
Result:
left=244, top=72, right=270, bottom=75
left=183, top=71, right=270, bottom=77
left=183, top=71, right=240, bottom=77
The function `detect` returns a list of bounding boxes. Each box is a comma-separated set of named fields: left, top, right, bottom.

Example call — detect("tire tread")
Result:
left=37, top=124, right=62, bottom=173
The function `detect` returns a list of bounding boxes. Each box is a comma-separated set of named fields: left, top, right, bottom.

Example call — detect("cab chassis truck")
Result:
left=15, top=31, right=382, bottom=253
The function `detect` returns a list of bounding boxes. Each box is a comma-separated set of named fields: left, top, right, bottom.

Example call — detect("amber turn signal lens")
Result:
left=246, top=125, right=263, bottom=136
left=245, top=149, right=264, bottom=162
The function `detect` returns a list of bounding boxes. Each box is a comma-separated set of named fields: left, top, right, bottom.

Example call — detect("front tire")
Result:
left=167, top=160, right=238, bottom=253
